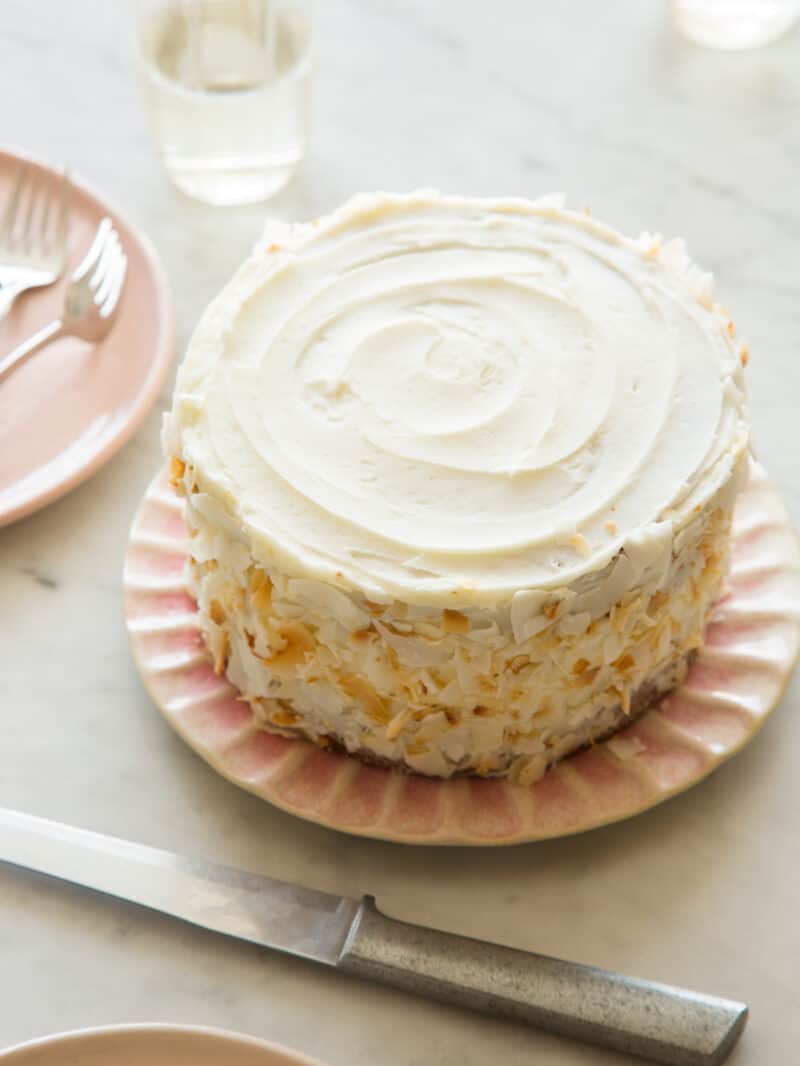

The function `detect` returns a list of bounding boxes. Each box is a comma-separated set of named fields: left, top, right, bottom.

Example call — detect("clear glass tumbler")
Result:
left=136, top=0, right=312, bottom=205
left=671, top=0, right=800, bottom=49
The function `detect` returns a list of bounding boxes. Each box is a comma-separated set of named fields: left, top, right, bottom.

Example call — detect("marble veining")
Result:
left=20, top=566, right=59, bottom=589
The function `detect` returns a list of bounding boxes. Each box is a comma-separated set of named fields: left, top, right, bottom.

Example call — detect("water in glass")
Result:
left=137, top=0, right=311, bottom=205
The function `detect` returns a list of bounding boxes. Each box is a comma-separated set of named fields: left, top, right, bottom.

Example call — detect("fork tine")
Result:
left=55, top=170, right=71, bottom=260
left=72, top=216, right=112, bottom=282
left=38, top=174, right=54, bottom=252
left=90, top=230, right=119, bottom=294
left=101, top=252, right=127, bottom=318
left=94, top=237, right=122, bottom=305
left=99, top=238, right=126, bottom=307
left=1, top=163, right=27, bottom=244
left=21, top=171, right=42, bottom=252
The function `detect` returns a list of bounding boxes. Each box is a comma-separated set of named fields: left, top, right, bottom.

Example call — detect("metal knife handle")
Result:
left=338, top=898, right=747, bottom=1066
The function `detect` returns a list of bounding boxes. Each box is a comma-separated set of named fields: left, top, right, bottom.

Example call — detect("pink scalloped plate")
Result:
left=124, top=463, right=800, bottom=846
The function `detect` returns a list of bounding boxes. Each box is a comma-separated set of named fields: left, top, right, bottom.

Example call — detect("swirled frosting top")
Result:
left=168, top=192, right=749, bottom=606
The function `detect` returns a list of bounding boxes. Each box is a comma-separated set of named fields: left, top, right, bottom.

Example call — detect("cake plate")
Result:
left=123, top=463, right=800, bottom=846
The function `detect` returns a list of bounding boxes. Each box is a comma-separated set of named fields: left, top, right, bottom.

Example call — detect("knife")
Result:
left=0, top=808, right=746, bottom=1066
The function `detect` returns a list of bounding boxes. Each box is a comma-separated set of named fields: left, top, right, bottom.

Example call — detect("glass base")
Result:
left=165, top=158, right=297, bottom=206
left=671, top=0, right=800, bottom=50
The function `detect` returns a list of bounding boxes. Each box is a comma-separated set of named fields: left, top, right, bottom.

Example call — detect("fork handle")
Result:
left=0, top=318, right=64, bottom=382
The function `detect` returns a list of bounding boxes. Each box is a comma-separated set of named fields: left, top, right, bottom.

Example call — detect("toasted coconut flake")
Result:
left=572, top=667, right=600, bottom=688
left=350, top=627, right=375, bottom=645
left=213, top=630, right=230, bottom=675
left=263, top=621, right=316, bottom=670
left=607, top=733, right=645, bottom=760
left=649, top=590, right=668, bottom=614
left=476, top=755, right=499, bottom=775
left=340, top=674, right=389, bottom=724
left=509, top=655, right=530, bottom=674
left=169, top=455, right=186, bottom=489
left=250, top=569, right=273, bottom=613
left=386, top=710, right=409, bottom=741
left=611, top=685, right=632, bottom=714
left=442, top=608, right=469, bottom=634
left=209, top=599, right=225, bottom=625
left=533, top=698, right=553, bottom=718
left=513, top=754, right=547, bottom=786
left=271, top=707, right=298, bottom=727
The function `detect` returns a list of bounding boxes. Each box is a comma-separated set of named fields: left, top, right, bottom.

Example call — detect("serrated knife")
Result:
left=0, top=807, right=746, bottom=1065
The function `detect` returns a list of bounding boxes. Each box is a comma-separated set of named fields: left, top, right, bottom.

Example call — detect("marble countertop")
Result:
left=1, top=2, right=799, bottom=1063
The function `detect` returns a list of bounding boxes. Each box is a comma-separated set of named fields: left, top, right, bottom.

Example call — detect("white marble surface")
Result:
left=1, top=2, right=799, bottom=1063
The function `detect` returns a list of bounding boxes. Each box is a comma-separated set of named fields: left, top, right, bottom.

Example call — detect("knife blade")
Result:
left=0, top=807, right=746, bottom=1066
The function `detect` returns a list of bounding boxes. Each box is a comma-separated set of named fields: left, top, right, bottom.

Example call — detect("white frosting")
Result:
left=168, top=192, right=749, bottom=607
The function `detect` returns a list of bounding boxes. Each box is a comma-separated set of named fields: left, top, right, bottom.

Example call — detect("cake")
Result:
left=164, top=192, right=750, bottom=784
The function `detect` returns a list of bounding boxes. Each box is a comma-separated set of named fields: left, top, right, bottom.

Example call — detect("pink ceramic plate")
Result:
left=124, top=463, right=800, bottom=846
left=1, top=1023, right=328, bottom=1066
left=0, top=145, right=174, bottom=527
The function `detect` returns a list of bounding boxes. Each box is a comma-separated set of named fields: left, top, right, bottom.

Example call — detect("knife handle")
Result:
left=338, top=897, right=747, bottom=1066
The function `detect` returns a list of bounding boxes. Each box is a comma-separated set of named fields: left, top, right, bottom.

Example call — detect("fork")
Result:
left=0, top=165, right=70, bottom=319
left=0, top=217, right=127, bottom=382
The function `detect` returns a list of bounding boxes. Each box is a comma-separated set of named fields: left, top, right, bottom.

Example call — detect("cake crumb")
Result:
left=607, top=733, right=645, bottom=760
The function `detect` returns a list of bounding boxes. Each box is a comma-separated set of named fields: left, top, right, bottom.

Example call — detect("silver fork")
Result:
left=0, top=165, right=70, bottom=318
left=0, top=217, right=127, bottom=382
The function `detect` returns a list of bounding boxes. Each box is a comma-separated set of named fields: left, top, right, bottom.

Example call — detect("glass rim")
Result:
left=136, top=2, right=313, bottom=100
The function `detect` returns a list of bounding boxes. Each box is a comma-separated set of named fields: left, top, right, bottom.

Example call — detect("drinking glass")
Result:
left=136, top=0, right=312, bottom=205
left=671, top=0, right=800, bottom=49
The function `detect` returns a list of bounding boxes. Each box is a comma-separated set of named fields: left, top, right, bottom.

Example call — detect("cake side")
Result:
left=172, top=452, right=742, bottom=782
